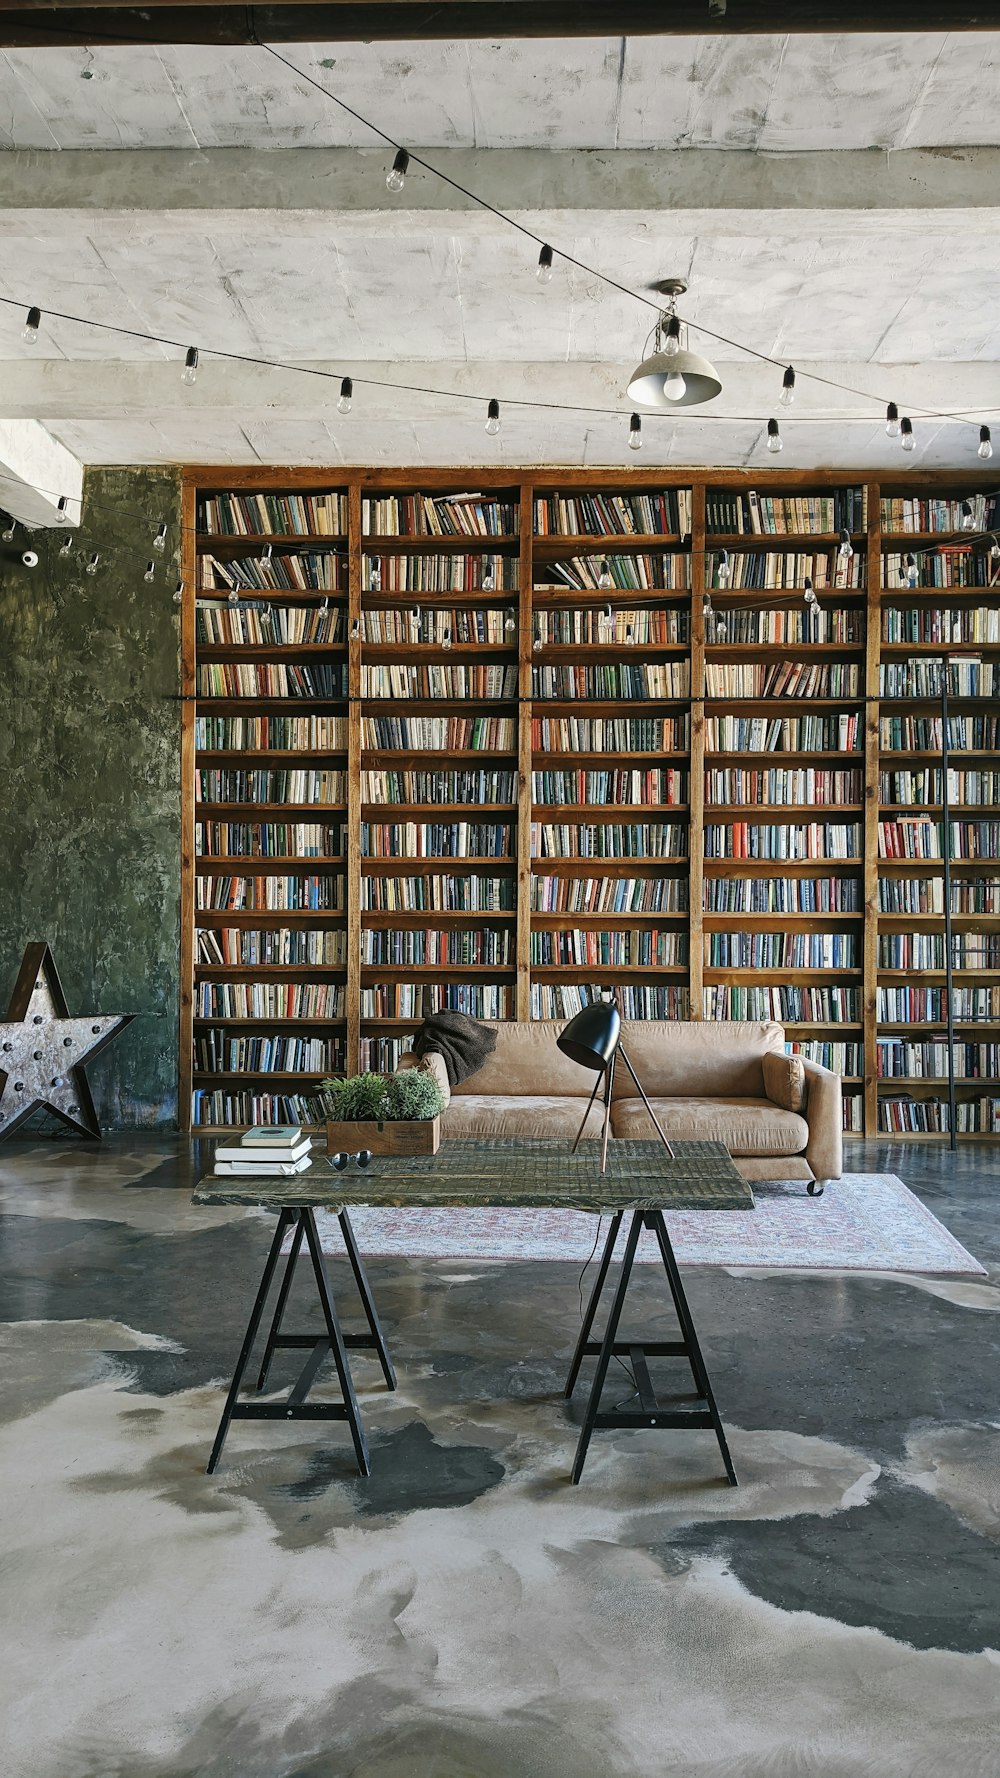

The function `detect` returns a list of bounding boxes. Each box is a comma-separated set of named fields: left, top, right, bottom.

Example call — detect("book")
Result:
left=214, top=1131, right=312, bottom=1161
left=213, top=1153, right=314, bottom=1176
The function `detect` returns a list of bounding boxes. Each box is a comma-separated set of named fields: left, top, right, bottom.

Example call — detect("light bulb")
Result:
left=715, top=618, right=727, bottom=641
left=485, top=398, right=501, bottom=436
left=182, top=347, right=199, bottom=386
left=55, top=496, right=71, bottom=526
left=603, top=603, right=613, bottom=620
left=85, top=553, right=100, bottom=575
left=351, top=618, right=361, bottom=639
left=717, top=549, right=730, bottom=587
left=886, top=401, right=900, bottom=438
left=442, top=628, right=452, bottom=651
left=51, top=1076, right=66, bottom=1089
left=536, top=243, right=554, bottom=283
left=386, top=148, right=409, bottom=193
left=663, top=373, right=686, bottom=402
left=369, top=564, right=381, bottom=592
left=961, top=500, right=975, bottom=531
left=261, top=543, right=273, bottom=562
left=482, top=560, right=496, bottom=590
left=173, top=581, right=184, bottom=603
left=662, top=315, right=681, bottom=358
left=598, top=561, right=613, bottom=590
left=839, top=528, right=854, bottom=560
left=780, top=366, right=795, bottom=408
left=991, top=541, right=1000, bottom=562
left=22, top=306, right=41, bottom=345
left=153, top=522, right=167, bottom=551
left=143, top=560, right=155, bottom=582
left=532, top=636, right=541, bottom=651
left=1, top=522, right=15, bottom=542
left=504, top=609, right=516, bottom=631
left=59, top=534, right=73, bottom=557
left=703, top=596, right=714, bottom=624
left=766, top=418, right=783, bottom=453
left=904, top=553, right=918, bottom=587
left=338, top=377, right=353, bottom=415
left=979, top=426, right=993, bottom=461
left=628, top=413, right=642, bottom=451
left=228, top=588, right=240, bottom=605
left=901, top=417, right=915, bottom=451
left=804, top=576, right=813, bottom=600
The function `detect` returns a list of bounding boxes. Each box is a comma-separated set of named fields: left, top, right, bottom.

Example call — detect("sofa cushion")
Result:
left=762, top=1051, right=806, bottom=1112
left=611, top=1021, right=786, bottom=1100
left=442, top=1094, right=604, bottom=1140
left=609, top=1095, right=809, bottom=1157
left=448, top=1022, right=598, bottom=1098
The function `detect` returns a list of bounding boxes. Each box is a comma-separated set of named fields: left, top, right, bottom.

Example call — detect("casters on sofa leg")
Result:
left=806, top=1180, right=825, bottom=1198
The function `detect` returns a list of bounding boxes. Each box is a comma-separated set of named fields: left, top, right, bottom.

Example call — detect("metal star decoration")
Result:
left=0, top=943, right=134, bottom=1140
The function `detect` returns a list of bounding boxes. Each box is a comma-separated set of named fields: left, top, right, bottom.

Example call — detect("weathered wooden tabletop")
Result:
left=193, top=1137, right=754, bottom=1214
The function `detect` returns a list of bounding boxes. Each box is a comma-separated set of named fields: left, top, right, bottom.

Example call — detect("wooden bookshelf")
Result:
left=180, top=467, right=1000, bottom=1139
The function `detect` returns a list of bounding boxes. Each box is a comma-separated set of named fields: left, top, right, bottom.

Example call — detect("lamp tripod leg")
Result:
left=600, top=1054, right=615, bottom=1175
left=617, top=1045, right=674, bottom=1160
left=571, top=1068, right=605, bottom=1155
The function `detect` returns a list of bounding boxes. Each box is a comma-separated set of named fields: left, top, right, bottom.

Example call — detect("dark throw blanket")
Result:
left=411, top=1011, right=497, bottom=1087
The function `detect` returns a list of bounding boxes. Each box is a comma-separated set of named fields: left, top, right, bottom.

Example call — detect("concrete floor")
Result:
left=1, top=1135, right=999, bottom=1778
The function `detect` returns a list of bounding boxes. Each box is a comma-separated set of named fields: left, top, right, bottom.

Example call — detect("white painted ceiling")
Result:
left=2, top=33, right=1000, bottom=472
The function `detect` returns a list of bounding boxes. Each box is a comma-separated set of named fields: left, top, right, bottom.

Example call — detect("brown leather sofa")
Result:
left=399, top=1018, right=843, bottom=1189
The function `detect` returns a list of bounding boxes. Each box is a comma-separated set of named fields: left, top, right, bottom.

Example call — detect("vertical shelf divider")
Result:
left=178, top=475, right=198, bottom=1133
left=346, top=475, right=363, bottom=1077
left=688, top=482, right=706, bottom=1022
left=863, top=481, right=882, bottom=1137
left=516, top=477, right=535, bottom=1022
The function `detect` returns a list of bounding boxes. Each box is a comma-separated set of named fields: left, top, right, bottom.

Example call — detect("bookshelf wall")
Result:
left=181, top=467, right=1000, bottom=1139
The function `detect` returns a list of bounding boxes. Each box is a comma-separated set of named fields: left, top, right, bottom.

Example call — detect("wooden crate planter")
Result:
left=326, top=1116, right=441, bottom=1157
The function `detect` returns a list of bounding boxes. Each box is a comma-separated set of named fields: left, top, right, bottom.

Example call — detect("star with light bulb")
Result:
left=0, top=944, right=133, bottom=1140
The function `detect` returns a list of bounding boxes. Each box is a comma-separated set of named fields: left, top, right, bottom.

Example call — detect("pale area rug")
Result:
left=314, top=1173, right=985, bottom=1275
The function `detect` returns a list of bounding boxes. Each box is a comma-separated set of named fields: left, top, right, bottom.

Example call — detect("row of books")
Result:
left=879, top=935, right=1000, bottom=968
left=197, top=605, right=343, bottom=644
left=706, top=933, right=858, bottom=968
left=705, top=877, right=859, bottom=912
left=198, top=492, right=346, bottom=536
left=879, top=820, right=1000, bottom=859
left=531, top=665, right=690, bottom=699
left=359, top=1038, right=407, bottom=1073
left=878, top=879, right=1000, bottom=913
left=195, top=715, right=347, bottom=750
left=705, top=488, right=866, bottom=535
left=533, top=610, right=689, bottom=645
left=704, top=715, right=861, bottom=752
left=361, top=494, right=517, bottom=537
left=362, top=716, right=515, bottom=751
left=199, top=555, right=342, bottom=593
left=787, top=1041, right=862, bottom=1073
left=881, top=608, right=1000, bottom=644
left=704, top=769, right=861, bottom=806
left=532, top=490, right=692, bottom=536
left=196, top=822, right=343, bottom=858
left=879, top=661, right=996, bottom=697
left=877, top=987, right=1000, bottom=1019
left=363, top=610, right=515, bottom=645
left=361, top=665, right=518, bottom=700
left=195, top=875, right=345, bottom=911
left=360, top=985, right=513, bottom=1018
left=362, top=876, right=514, bottom=911
left=196, top=770, right=345, bottom=805
left=192, top=1090, right=336, bottom=1126
left=530, top=877, right=686, bottom=913
left=530, top=717, right=687, bottom=752
left=361, top=930, right=513, bottom=965
left=879, top=494, right=998, bottom=533
left=880, top=716, right=1000, bottom=751
left=362, top=555, right=518, bottom=592
left=361, top=771, right=517, bottom=806
left=195, top=983, right=345, bottom=1017
left=361, top=822, right=512, bottom=859
left=195, top=1035, right=341, bottom=1072
left=881, top=551, right=999, bottom=589
left=880, top=771, right=1000, bottom=806
left=542, top=556, right=691, bottom=592
left=704, top=662, right=861, bottom=698
left=530, top=930, right=687, bottom=966
left=705, top=987, right=860, bottom=1021
left=705, top=553, right=865, bottom=590
left=843, top=1099, right=864, bottom=1132
left=877, top=1042, right=1000, bottom=1078
left=195, top=929, right=345, bottom=966
left=532, top=770, right=686, bottom=805
left=704, top=823, right=859, bottom=860
left=532, top=823, right=686, bottom=859
left=707, top=610, right=864, bottom=644
left=530, top=985, right=688, bottom=1019
left=198, top=663, right=347, bottom=699
left=878, top=1099, right=1000, bottom=1134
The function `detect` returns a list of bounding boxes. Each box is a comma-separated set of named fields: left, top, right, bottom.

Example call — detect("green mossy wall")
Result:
left=0, top=467, right=184, bottom=1128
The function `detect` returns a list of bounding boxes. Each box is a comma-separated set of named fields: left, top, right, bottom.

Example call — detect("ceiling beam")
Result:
left=6, top=3, right=1000, bottom=47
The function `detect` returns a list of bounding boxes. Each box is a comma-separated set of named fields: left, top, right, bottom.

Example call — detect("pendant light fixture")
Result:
left=626, top=279, right=723, bottom=411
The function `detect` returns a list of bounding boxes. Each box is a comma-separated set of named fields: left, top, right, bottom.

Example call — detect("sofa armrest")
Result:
left=395, top=1048, right=452, bottom=1110
left=801, top=1059, right=843, bottom=1182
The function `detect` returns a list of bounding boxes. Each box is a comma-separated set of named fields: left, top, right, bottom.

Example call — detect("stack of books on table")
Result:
left=212, top=1127, right=314, bottom=1176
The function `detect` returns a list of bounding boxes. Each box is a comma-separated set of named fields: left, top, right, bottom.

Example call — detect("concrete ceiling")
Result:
left=2, top=33, right=1000, bottom=481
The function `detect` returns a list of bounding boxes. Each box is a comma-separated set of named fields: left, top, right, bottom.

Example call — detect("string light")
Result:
left=901, top=417, right=915, bottom=452
left=182, top=347, right=199, bottom=386
left=173, top=581, right=184, bottom=603
left=143, top=560, right=155, bottom=582
left=55, top=497, right=71, bottom=526
left=504, top=608, right=516, bottom=632
left=1, top=519, right=15, bottom=542
left=886, top=402, right=900, bottom=438
left=228, top=587, right=240, bottom=604
left=153, top=522, right=168, bottom=551
left=961, top=500, right=976, bottom=531
left=386, top=149, right=409, bottom=194
left=338, top=377, right=353, bottom=414
left=261, top=543, right=273, bottom=563
left=903, top=553, right=919, bottom=587
left=351, top=618, right=361, bottom=638
left=85, top=553, right=100, bottom=575
left=598, top=561, right=614, bottom=590
left=717, top=549, right=731, bottom=587
left=766, top=418, right=783, bottom=454
left=442, top=626, right=452, bottom=651
left=22, top=306, right=41, bottom=345
left=838, top=528, right=854, bottom=560
left=482, top=558, right=496, bottom=590
left=980, top=425, right=993, bottom=460
left=59, top=533, right=73, bottom=557
left=780, top=366, right=796, bottom=408
left=662, top=316, right=681, bottom=358
left=629, top=413, right=642, bottom=452
left=485, top=398, right=501, bottom=436
left=369, top=562, right=381, bottom=592
left=536, top=244, right=554, bottom=284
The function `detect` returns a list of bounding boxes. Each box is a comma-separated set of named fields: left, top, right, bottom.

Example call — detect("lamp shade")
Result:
left=557, top=1003, right=622, bottom=1072
left=626, top=346, right=722, bottom=411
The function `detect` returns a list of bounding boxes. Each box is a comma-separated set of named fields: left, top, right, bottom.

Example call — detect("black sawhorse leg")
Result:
left=565, top=1209, right=737, bottom=1487
left=206, top=1206, right=395, bottom=1477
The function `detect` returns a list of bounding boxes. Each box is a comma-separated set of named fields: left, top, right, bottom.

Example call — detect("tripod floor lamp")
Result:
left=557, top=1003, right=675, bottom=1174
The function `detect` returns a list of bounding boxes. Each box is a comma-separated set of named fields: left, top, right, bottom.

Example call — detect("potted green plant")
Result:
left=321, top=1069, right=445, bottom=1156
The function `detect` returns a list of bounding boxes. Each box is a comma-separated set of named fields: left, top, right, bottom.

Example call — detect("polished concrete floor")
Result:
left=1, top=1135, right=999, bottom=1778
